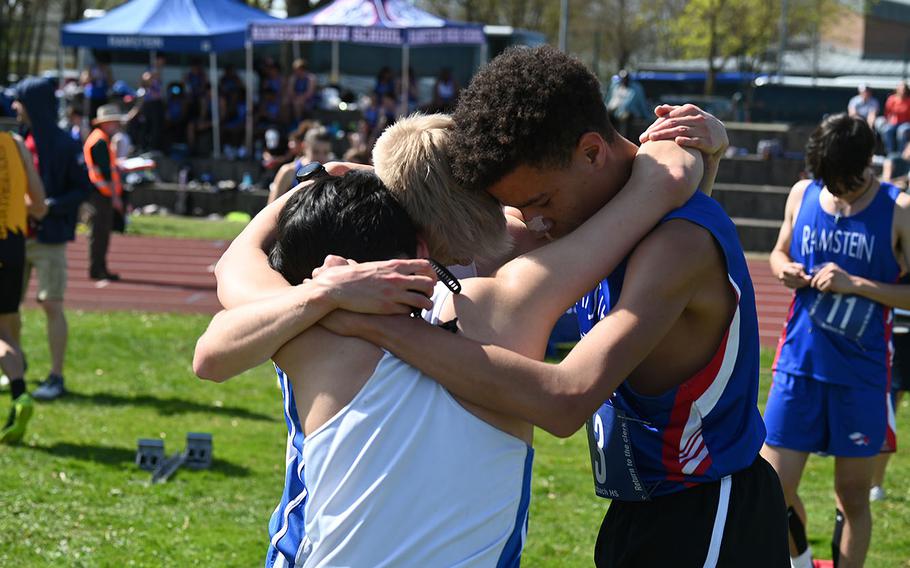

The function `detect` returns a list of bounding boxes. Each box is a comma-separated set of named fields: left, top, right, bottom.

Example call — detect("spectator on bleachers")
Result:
left=81, top=60, right=112, bottom=118
left=184, top=58, right=209, bottom=102
left=374, top=66, right=395, bottom=100
left=256, top=87, right=282, bottom=131
left=429, top=67, right=459, bottom=112
left=882, top=143, right=910, bottom=189
left=398, top=66, right=419, bottom=113
left=285, top=58, right=317, bottom=123
left=222, top=90, right=247, bottom=157
left=267, top=125, right=333, bottom=203
left=878, top=82, right=910, bottom=156
left=848, top=85, right=879, bottom=128
left=219, top=64, right=244, bottom=101
left=186, top=83, right=222, bottom=155
left=262, top=62, right=284, bottom=100
left=605, top=69, right=649, bottom=139
left=165, top=82, right=190, bottom=146
left=66, top=105, right=86, bottom=143
left=139, top=56, right=166, bottom=151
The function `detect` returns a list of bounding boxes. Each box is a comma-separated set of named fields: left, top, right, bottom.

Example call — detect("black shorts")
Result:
left=594, top=456, right=789, bottom=568
left=892, top=332, right=910, bottom=393
left=0, top=231, right=25, bottom=314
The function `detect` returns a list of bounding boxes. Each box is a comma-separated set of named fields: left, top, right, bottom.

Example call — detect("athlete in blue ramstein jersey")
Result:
left=577, top=192, right=766, bottom=498
left=772, top=179, right=902, bottom=392
left=764, top=113, right=910, bottom=568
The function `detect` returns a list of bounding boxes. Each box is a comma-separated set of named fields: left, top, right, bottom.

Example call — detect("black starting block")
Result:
left=137, top=433, right=213, bottom=483
left=185, top=432, right=213, bottom=470
left=136, top=438, right=165, bottom=471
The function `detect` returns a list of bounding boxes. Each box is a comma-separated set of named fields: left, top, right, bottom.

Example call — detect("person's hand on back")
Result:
left=310, top=255, right=438, bottom=315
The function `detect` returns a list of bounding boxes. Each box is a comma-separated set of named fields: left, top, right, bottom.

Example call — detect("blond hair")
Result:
left=373, top=114, right=509, bottom=265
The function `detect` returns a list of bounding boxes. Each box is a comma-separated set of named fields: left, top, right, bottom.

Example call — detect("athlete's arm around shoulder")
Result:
left=12, top=133, right=47, bottom=220
left=769, top=179, right=812, bottom=289
left=195, top=258, right=437, bottom=381
left=215, top=162, right=374, bottom=308
left=327, top=218, right=719, bottom=437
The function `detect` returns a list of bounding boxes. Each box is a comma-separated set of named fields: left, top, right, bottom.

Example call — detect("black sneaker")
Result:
left=32, top=374, right=66, bottom=401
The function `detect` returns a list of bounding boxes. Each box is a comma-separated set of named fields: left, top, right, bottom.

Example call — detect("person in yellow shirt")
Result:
left=0, top=129, right=46, bottom=444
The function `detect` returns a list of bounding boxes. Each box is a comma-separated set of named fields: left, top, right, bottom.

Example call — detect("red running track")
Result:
left=23, top=234, right=228, bottom=315
left=24, top=235, right=791, bottom=348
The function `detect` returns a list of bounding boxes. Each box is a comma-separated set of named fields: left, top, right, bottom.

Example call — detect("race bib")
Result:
left=807, top=290, right=876, bottom=345
left=586, top=404, right=651, bottom=502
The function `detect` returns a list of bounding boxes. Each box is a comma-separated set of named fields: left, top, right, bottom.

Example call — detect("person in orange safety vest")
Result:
left=83, top=104, right=124, bottom=281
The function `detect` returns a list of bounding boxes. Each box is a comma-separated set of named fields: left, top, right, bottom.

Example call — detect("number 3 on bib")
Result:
left=591, top=414, right=607, bottom=484
left=585, top=404, right=651, bottom=501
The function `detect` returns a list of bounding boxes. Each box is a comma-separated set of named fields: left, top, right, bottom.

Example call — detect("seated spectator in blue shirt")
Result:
left=848, top=85, right=880, bottom=128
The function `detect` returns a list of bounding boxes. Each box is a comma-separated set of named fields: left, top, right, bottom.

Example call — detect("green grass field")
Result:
left=124, top=214, right=248, bottom=241
left=1, top=310, right=909, bottom=566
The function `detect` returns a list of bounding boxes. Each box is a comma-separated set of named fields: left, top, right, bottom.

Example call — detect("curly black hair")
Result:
left=805, top=113, right=875, bottom=194
left=449, top=45, right=614, bottom=193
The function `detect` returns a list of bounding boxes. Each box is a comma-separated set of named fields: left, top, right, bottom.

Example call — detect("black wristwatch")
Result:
left=296, top=161, right=330, bottom=183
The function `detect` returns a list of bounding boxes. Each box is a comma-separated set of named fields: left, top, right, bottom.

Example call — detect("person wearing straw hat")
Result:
left=83, top=104, right=124, bottom=281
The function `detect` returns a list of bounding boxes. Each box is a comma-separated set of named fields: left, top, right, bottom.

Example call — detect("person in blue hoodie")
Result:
left=12, top=77, right=91, bottom=401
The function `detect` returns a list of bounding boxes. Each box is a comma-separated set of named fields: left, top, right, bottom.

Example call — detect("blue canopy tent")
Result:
left=61, top=0, right=278, bottom=157
left=249, top=0, right=486, bottom=118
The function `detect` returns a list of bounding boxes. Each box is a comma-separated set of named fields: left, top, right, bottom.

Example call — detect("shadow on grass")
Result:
left=28, top=442, right=251, bottom=477
left=57, top=391, right=275, bottom=422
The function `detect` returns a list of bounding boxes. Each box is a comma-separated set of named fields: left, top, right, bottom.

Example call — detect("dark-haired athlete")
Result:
left=764, top=113, right=910, bottom=568
left=212, top=47, right=788, bottom=567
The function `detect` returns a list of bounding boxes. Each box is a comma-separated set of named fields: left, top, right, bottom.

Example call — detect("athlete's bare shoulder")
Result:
left=783, top=179, right=812, bottom=227
left=627, top=218, right=722, bottom=289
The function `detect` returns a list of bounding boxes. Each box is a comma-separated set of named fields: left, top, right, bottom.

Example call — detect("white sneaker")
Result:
left=0, top=374, right=8, bottom=388
left=870, top=485, right=887, bottom=501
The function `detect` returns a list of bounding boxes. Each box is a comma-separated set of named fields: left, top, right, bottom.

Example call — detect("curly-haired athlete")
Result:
left=765, top=113, right=910, bottom=568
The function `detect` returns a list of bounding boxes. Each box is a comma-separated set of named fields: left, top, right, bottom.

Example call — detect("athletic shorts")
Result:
left=0, top=231, right=25, bottom=314
left=764, top=372, right=894, bottom=456
left=594, top=456, right=789, bottom=568
left=892, top=332, right=910, bottom=393
left=23, top=240, right=67, bottom=302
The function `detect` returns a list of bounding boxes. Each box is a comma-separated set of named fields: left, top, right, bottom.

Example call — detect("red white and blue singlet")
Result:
left=576, top=192, right=765, bottom=500
left=773, top=180, right=902, bottom=390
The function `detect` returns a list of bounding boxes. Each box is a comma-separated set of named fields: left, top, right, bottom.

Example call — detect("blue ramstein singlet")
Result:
left=576, top=192, right=765, bottom=500
left=773, top=180, right=901, bottom=390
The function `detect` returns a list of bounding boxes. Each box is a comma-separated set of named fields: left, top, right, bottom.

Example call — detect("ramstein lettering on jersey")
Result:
left=800, top=225, right=875, bottom=263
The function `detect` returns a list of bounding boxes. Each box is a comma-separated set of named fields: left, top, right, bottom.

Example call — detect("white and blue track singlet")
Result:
left=266, top=282, right=533, bottom=568
left=773, top=180, right=901, bottom=389
left=576, top=192, right=765, bottom=500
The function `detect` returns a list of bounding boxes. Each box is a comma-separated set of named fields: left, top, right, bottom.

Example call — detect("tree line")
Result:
left=0, top=0, right=847, bottom=95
